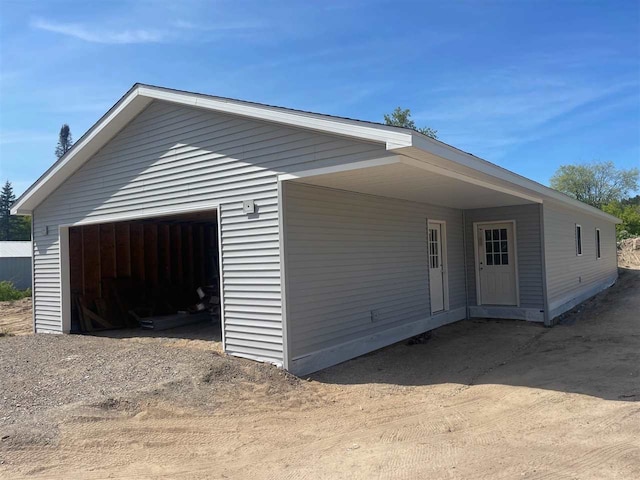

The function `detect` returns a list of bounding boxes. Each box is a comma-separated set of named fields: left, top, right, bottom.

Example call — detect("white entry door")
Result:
left=428, top=222, right=445, bottom=313
left=476, top=223, right=518, bottom=306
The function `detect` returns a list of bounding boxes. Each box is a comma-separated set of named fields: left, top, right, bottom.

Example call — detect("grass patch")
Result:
left=0, top=281, right=31, bottom=302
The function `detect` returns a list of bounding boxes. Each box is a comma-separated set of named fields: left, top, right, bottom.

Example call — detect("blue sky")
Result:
left=1, top=0, right=639, bottom=197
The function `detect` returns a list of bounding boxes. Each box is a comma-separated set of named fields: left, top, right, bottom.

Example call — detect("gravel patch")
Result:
left=0, top=333, right=301, bottom=448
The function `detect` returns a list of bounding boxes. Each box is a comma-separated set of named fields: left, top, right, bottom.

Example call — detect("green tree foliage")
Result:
left=602, top=201, right=640, bottom=240
left=0, top=281, right=31, bottom=302
left=550, top=161, right=639, bottom=209
left=621, top=194, right=640, bottom=207
left=383, top=107, right=438, bottom=139
left=0, top=181, right=31, bottom=241
left=55, top=124, right=73, bottom=159
left=0, top=181, right=15, bottom=240
left=12, top=216, right=31, bottom=241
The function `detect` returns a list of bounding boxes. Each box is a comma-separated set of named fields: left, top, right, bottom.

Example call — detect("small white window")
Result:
left=596, top=228, right=601, bottom=259
left=576, top=224, right=582, bottom=256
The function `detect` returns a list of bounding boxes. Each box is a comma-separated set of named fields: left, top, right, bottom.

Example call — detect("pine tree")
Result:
left=0, top=181, right=16, bottom=241
left=0, top=181, right=30, bottom=241
left=55, top=124, right=74, bottom=159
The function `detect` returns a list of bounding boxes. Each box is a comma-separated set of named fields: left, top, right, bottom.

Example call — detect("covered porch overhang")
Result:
left=278, top=152, right=543, bottom=210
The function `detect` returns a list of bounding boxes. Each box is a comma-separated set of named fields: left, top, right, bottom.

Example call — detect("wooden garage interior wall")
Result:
left=68, top=212, right=218, bottom=332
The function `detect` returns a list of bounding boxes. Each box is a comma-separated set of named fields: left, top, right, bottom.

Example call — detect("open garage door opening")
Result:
left=67, top=210, right=220, bottom=336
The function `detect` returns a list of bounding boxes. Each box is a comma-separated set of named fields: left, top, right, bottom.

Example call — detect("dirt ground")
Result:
left=0, top=270, right=639, bottom=479
left=618, top=237, right=640, bottom=269
left=0, top=298, right=32, bottom=336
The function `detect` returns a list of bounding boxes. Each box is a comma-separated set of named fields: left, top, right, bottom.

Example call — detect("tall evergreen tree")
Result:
left=0, top=181, right=30, bottom=241
left=0, top=181, right=16, bottom=240
left=55, top=124, right=74, bottom=159
left=11, top=216, right=31, bottom=241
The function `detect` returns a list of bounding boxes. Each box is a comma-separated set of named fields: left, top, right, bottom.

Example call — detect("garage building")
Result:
left=11, top=84, right=620, bottom=375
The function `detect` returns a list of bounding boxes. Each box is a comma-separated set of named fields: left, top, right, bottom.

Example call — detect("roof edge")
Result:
left=405, top=133, right=622, bottom=224
left=11, top=84, right=146, bottom=215
left=11, top=83, right=623, bottom=225
left=11, top=83, right=415, bottom=214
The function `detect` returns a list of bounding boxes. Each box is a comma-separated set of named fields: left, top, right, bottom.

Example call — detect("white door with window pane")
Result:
left=428, top=222, right=445, bottom=313
left=477, top=223, right=517, bottom=305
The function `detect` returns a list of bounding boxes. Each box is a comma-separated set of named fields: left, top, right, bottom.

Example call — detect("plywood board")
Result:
left=100, top=223, right=116, bottom=279
left=144, top=223, right=158, bottom=286
left=170, top=224, right=183, bottom=284
left=130, top=222, right=145, bottom=280
left=69, top=227, right=83, bottom=295
left=115, top=223, right=131, bottom=277
left=158, top=224, right=171, bottom=283
left=82, top=224, right=101, bottom=299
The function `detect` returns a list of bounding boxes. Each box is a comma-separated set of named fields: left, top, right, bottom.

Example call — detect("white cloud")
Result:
left=31, top=18, right=166, bottom=44
left=172, top=19, right=264, bottom=32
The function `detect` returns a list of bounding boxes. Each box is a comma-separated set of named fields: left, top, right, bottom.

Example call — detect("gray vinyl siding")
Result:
left=31, top=100, right=388, bottom=364
left=543, top=201, right=617, bottom=316
left=0, top=257, right=32, bottom=290
left=464, top=204, right=544, bottom=309
left=32, top=226, right=60, bottom=333
left=284, top=182, right=465, bottom=359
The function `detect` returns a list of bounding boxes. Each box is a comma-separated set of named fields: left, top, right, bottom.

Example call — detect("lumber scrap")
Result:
left=74, top=295, right=113, bottom=331
left=138, top=312, right=211, bottom=331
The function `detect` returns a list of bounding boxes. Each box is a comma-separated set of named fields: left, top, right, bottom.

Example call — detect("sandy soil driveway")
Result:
left=1, top=269, right=639, bottom=479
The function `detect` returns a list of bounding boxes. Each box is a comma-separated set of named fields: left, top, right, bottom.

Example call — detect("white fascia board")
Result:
left=12, top=85, right=412, bottom=215
left=137, top=85, right=413, bottom=149
left=12, top=82, right=619, bottom=226
left=405, top=134, right=621, bottom=223
left=543, top=198, right=623, bottom=224
left=399, top=156, right=543, bottom=205
left=11, top=88, right=153, bottom=215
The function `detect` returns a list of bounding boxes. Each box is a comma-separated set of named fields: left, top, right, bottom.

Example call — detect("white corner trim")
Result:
left=277, top=179, right=291, bottom=370
left=30, top=215, right=36, bottom=334
left=217, top=204, right=227, bottom=354
left=59, top=226, right=71, bottom=333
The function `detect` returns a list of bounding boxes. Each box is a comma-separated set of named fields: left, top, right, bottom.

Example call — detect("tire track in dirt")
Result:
left=530, top=443, right=640, bottom=480
left=120, top=392, right=555, bottom=479
left=10, top=387, right=560, bottom=480
left=3, top=270, right=639, bottom=480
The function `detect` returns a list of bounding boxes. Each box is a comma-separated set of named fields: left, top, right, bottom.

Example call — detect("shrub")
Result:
left=0, top=281, right=31, bottom=301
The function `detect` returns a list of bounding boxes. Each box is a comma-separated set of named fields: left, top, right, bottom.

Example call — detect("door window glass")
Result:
left=484, top=227, right=509, bottom=265
left=429, top=228, right=439, bottom=269
left=576, top=224, right=582, bottom=255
